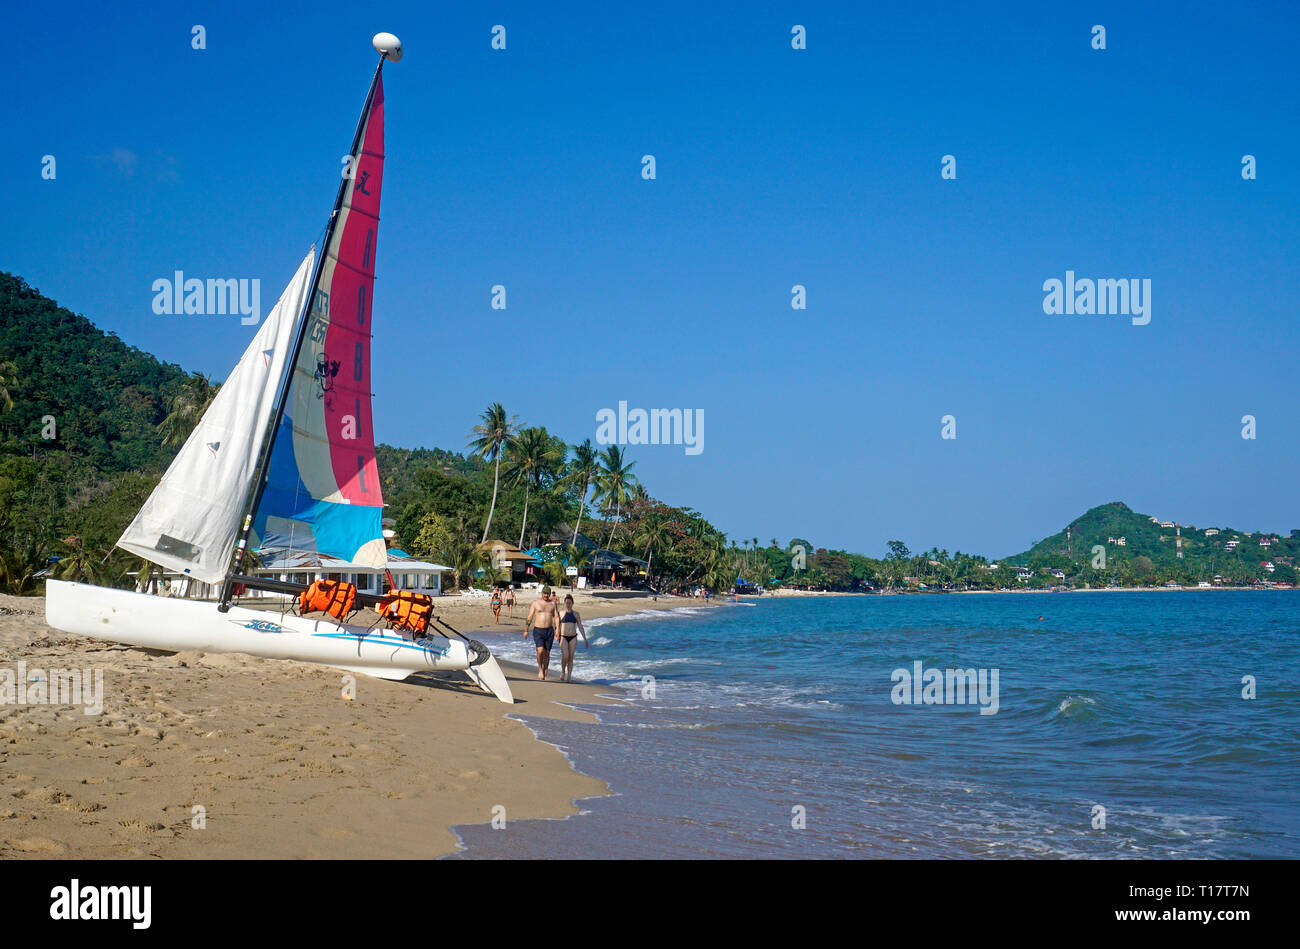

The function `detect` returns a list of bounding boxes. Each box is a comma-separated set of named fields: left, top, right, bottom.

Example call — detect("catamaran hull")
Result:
left=44, top=580, right=514, bottom=703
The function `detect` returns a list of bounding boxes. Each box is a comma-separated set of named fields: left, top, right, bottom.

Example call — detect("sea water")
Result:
left=447, top=592, right=1300, bottom=858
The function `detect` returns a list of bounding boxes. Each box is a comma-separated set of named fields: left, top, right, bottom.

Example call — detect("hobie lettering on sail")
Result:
left=253, top=75, right=387, bottom=566
left=116, top=252, right=316, bottom=583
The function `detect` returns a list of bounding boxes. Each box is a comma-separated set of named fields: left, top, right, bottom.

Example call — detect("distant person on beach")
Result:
left=490, top=588, right=502, bottom=623
left=504, top=586, right=516, bottom=619
left=557, top=594, right=588, bottom=683
left=524, top=586, right=560, bottom=680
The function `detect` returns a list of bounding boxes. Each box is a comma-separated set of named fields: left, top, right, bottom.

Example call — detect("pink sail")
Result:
left=254, top=75, right=388, bottom=565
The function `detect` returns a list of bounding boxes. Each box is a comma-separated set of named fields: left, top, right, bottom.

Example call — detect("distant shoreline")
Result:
left=752, top=585, right=1291, bottom=598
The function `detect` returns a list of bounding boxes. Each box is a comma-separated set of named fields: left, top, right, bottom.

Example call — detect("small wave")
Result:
left=1046, top=694, right=1100, bottom=721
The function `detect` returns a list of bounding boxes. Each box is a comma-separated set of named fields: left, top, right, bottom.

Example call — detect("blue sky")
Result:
left=3, top=1, right=1298, bottom=556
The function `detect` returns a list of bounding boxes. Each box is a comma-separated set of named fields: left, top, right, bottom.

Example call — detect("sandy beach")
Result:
left=0, top=587, right=703, bottom=859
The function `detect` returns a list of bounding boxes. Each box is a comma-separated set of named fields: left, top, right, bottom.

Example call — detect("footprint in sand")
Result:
left=116, top=819, right=168, bottom=835
left=12, top=786, right=70, bottom=805
left=3, top=837, right=66, bottom=853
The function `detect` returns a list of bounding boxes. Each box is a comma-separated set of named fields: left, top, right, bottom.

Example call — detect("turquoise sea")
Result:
left=448, top=591, right=1299, bottom=858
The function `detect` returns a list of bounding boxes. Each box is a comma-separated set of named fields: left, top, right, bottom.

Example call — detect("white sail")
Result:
left=117, top=250, right=316, bottom=582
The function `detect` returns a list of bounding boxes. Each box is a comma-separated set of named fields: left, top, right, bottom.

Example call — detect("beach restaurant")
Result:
left=545, top=525, right=649, bottom=586
left=478, top=540, right=542, bottom=584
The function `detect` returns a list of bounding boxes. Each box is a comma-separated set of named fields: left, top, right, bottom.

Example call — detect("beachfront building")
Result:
left=249, top=547, right=451, bottom=598
left=478, top=540, right=542, bottom=585
left=544, top=525, right=650, bottom=587
left=133, top=548, right=452, bottom=601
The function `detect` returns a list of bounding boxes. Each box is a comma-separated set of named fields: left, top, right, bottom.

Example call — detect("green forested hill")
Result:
left=0, top=272, right=200, bottom=590
left=1006, top=501, right=1299, bottom=584
left=0, top=272, right=191, bottom=472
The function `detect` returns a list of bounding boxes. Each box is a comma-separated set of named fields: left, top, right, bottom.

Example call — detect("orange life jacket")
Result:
left=380, top=589, right=434, bottom=636
left=296, top=579, right=359, bottom=621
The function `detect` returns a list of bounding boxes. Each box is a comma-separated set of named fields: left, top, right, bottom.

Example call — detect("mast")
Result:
left=218, top=34, right=402, bottom=611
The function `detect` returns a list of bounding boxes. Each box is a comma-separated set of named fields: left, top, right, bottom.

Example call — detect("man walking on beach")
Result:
left=524, top=586, right=560, bottom=680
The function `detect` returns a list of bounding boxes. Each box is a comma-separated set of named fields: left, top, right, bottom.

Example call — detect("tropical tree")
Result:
left=596, top=445, right=637, bottom=551
left=158, top=373, right=219, bottom=448
left=55, top=535, right=109, bottom=585
left=467, top=402, right=519, bottom=543
left=504, top=427, right=561, bottom=550
left=0, top=539, right=46, bottom=595
left=446, top=540, right=487, bottom=593
left=565, top=439, right=600, bottom=545
left=564, top=544, right=592, bottom=591
left=409, top=509, right=453, bottom=563
left=635, top=515, right=670, bottom=587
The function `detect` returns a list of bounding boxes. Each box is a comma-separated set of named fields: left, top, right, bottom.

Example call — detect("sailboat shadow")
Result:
left=403, top=670, right=529, bottom=705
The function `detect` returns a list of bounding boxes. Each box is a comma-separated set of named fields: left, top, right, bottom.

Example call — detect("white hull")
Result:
left=44, top=580, right=513, bottom=703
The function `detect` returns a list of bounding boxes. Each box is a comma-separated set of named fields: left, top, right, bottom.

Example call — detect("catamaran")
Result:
left=44, top=33, right=514, bottom=703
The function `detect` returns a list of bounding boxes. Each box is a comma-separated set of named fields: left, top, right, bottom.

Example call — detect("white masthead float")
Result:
left=45, top=34, right=513, bottom=703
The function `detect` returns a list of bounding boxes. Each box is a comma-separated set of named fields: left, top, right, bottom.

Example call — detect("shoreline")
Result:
left=766, top=585, right=1286, bottom=596
left=0, top=588, right=703, bottom=859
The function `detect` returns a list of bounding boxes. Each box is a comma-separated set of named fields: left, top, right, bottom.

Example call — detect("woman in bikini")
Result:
left=557, top=594, right=588, bottom=683
left=490, top=587, right=502, bottom=623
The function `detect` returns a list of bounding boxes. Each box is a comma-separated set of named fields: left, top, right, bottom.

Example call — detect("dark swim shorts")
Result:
left=532, top=627, right=555, bottom=651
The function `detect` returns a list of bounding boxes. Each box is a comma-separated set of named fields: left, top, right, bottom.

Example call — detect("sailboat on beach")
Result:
left=44, top=33, right=513, bottom=703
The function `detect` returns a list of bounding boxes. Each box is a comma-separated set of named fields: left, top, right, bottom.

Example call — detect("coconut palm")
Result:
left=634, top=516, right=670, bottom=587
left=446, top=541, right=487, bottom=593
left=55, top=535, right=109, bottom=585
left=504, top=427, right=560, bottom=551
left=158, top=373, right=219, bottom=448
left=467, top=402, right=519, bottom=543
left=121, top=556, right=162, bottom=593
left=564, top=544, right=592, bottom=591
left=596, top=445, right=637, bottom=552
left=565, top=439, right=600, bottom=545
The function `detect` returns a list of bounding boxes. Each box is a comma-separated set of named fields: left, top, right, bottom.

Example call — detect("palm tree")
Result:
left=504, top=427, right=560, bottom=550
left=467, top=402, right=519, bottom=543
left=447, top=541, right=487, bottom=593
left=55, top=536, right=109, bottom=585
left=158, top=373, right=219, bottom=448
left=0, top=360, right=18, bottom=415
left=634, top=516, right=669, bottom=588
left=564, top=544, right=592, bottom=591
left=565, top=439, right=600, bottom=545
left=596, top=445, right=637, bottom=551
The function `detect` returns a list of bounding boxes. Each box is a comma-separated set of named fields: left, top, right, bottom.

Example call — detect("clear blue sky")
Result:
left=4, top=1, right=1298, bottom=557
